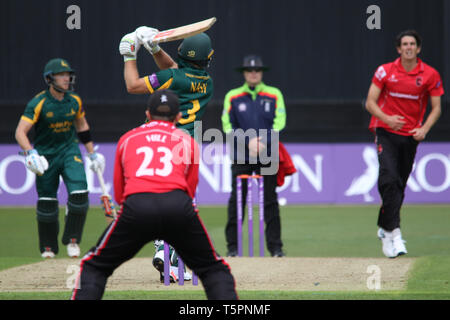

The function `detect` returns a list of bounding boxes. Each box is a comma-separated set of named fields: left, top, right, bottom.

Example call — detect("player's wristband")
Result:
left=77, top=130, right=92, bottom=144
left=150, top=44, right=161, bottom=55
left=19, top=149, right=37, bottom=156
left=123, top=55, right=137, bottom=62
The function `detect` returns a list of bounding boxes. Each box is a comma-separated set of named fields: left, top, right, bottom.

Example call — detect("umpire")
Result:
left=71, top=90, right=238, bottom=300
left=222, top=55, right=287, bottom=257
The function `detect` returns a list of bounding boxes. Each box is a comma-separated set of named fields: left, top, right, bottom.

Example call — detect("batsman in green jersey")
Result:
left=119, top=28, right=214, bottom=282
left=15, top=58, right=105, bottom=259
left=119, top=29, right=214, bottom=136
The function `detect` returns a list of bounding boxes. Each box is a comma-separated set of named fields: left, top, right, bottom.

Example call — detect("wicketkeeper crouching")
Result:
left=71, top=90, right=238, bottom=300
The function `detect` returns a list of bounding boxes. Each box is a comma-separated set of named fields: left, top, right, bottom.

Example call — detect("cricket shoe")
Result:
left=41, top=247, right=55, bottom=259
left=377, top=228, right=396, bottom=258
left=156, top=260, right=192, bottom=282
left=183, top=271, right=192, bottom=281
left=159, top=266, right=178, bottom=283
left=392, top=228, right=407, bottom=257
left=169, top=265, right=192, bottom=282
left=169, top=250, right=192, bottom=281
left=271, top=249, right=286, bottom=257
left=67, top=239, right=80, bottom=258
left=173, top=266, right=192, bottom=281
left=226, top=250, right=237, bottom=257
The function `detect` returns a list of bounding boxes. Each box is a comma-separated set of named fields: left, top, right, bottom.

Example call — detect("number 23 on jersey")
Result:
left=136, top=146, right=173, bottom=177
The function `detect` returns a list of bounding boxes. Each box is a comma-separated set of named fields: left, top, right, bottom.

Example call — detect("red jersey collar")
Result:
left=143, top=120, right=177, bottom=129
left=394, top=57, right=424, bottom=75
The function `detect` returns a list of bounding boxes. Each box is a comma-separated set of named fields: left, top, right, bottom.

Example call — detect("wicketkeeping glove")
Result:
left=135, top=26, right=161, bottom=55
left=88, top=152, right=105, bottom=173
left=119, top=32, right=141, bottom=62
left=24, top=149, right=49, bottom=176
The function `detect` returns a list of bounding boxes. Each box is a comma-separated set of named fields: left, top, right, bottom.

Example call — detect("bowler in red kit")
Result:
left=365, top=30, right=444, bottom=258
left=71, top=90, right=238, bottom=300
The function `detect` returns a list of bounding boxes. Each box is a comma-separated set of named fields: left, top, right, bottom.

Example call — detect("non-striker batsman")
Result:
left=15, top=58, right=105, bottom=259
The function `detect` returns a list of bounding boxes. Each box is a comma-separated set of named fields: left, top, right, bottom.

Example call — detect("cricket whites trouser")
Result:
left=376, top=128, right=419, bottom=231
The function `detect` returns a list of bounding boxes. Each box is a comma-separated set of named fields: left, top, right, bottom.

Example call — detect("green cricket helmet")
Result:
left=43, top=58, right=76, bottom=92
left=177, top=33, right=214, bottom=67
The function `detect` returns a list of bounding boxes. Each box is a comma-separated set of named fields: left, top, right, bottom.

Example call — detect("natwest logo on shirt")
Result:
left=387, top=74, right=398, bottom=82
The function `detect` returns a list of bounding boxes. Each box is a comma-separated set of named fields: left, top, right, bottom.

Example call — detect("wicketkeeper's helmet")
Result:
left=43, top=58, right=76, bottom=92
left=177, top=33, right=214, bottom=67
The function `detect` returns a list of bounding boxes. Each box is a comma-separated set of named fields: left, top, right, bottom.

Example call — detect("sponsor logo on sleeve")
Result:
left=375, top=66, right=386, bottom=81
left=149, top=73, right=160, bottom=88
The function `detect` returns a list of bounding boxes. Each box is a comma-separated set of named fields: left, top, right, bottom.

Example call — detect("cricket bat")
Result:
left=96, top=170, right=117, bottom=223
left=152, top=17, right=216, bottom=44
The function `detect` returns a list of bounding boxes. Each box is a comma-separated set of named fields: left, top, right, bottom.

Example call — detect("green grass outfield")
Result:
left=0, top=205, right=449, bottom=300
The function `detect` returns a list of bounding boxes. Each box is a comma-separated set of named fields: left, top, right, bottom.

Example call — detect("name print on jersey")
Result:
left=146, top=134, right=167, bottom=143
left=190, top=81, right=207, bottom=94
left=49, top=120, right=73, bottom=133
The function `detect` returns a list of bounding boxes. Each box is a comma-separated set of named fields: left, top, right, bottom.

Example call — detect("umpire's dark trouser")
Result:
left=71, top=190, right=238, bottom=300
left=225, top=163, right=283, bottom=255
left=376, top=128, right=419, bottom=231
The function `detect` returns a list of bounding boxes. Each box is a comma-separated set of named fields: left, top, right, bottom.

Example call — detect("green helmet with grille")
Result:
left=43, top=58, right=76, bottom=92
left=177, top=33, right=214, bottom=67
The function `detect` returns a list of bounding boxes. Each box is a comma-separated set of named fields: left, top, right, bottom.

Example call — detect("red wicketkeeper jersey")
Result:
left=369, top=58, right=444, bottom=136
left=113, top=120, right=199, bottom=205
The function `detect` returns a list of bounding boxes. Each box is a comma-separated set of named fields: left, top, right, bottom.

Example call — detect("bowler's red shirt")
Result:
left=369, top=58, right=444, bottom=136
left=113, top=120, right=199, bottom=205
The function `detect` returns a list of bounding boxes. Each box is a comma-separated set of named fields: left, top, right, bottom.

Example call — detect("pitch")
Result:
left=0, top=205, right=449, bottom=299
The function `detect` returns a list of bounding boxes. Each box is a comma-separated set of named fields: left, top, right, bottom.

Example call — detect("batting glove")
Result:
left=24, top=149, right=49, bottom=176
left=135, top=26, right=161, bottom=55
left=88, top=152, right=105, bottom=173
left=119, top=32, right=141, bottom=62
